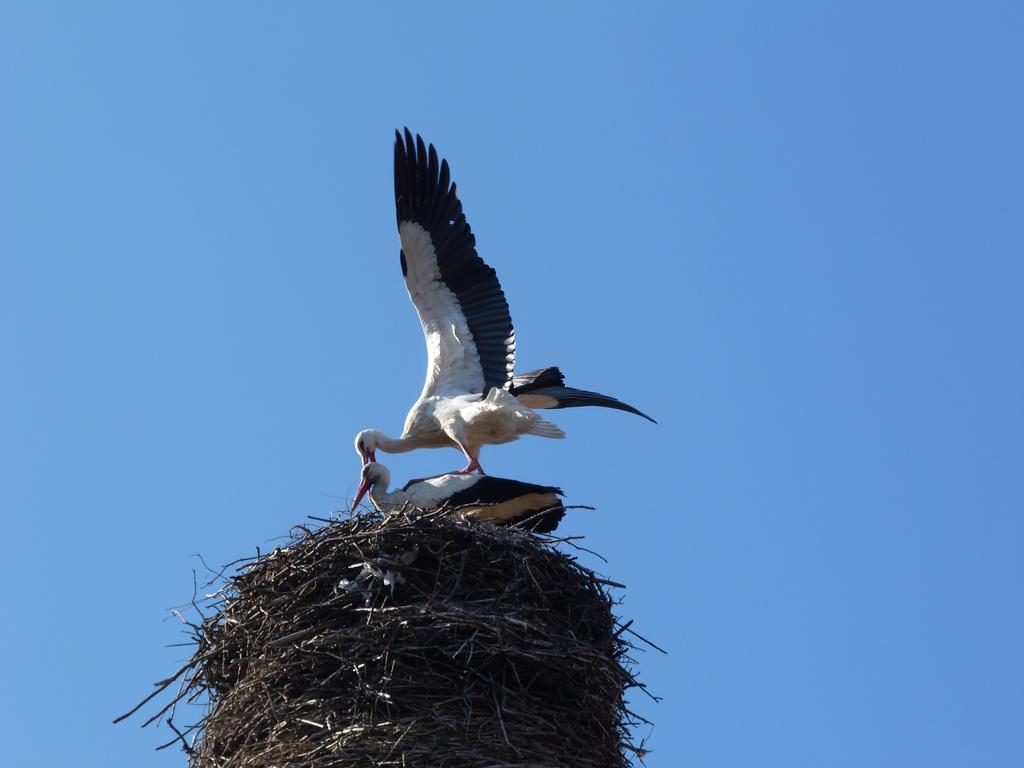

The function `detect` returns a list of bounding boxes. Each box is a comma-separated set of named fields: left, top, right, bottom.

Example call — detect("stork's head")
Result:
left=352, top=461, right=390, bottom=511
left=354, top=429, right=384, bottom=465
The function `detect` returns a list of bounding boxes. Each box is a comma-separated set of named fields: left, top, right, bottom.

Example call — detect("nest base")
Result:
left=159, top=510, right=647, bottom=767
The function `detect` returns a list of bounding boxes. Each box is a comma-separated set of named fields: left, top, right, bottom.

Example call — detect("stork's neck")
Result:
left=369, top=482, right=409, bottom=509
left=374, top=432, right=418, bottom=454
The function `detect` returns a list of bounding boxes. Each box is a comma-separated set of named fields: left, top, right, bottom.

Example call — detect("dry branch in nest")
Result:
left=120, top=508, right=657, bottom=767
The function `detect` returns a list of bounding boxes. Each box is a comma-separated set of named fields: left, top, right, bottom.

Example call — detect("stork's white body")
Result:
left=401, top=388, right=562, bottom=457
left=370, top=472, right=557, bottom=519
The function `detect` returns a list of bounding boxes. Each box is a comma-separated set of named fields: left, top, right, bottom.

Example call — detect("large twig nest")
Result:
left=130, top=509, right=653, bottom=767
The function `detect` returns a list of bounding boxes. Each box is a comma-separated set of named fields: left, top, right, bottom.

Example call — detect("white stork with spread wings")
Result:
left=355, top=130, right=653, bottom=477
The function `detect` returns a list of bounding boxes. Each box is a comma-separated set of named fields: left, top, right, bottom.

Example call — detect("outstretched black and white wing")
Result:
left=394, top=129, right=516, bottom=399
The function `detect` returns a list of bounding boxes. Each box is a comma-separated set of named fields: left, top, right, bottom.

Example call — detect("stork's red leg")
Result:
left=455, top=444, right=485, bottom=475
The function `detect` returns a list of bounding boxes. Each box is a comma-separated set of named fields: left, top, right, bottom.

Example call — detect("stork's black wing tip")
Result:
left=396, top=128, right=434, bottom=157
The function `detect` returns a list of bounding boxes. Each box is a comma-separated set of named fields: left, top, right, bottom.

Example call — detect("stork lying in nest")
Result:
left=352, top=461, right=565, bottom=533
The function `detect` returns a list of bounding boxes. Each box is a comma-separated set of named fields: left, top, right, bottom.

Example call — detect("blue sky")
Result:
left=2, top=3, right=1022, bottom=766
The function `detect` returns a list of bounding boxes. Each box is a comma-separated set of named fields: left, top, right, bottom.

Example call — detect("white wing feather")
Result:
left=401, top=221, right=485, bottom=399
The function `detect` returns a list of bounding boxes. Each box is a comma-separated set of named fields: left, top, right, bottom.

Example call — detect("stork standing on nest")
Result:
left=354, top=130, right=654, bottom=479
left=352, top=462, right=566, bottom=533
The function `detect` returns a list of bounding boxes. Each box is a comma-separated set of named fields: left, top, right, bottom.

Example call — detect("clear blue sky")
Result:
left=2, top=3, right=1021, bottom=766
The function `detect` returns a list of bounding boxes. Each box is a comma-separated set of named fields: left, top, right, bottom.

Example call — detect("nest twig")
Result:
left=119, top=508, right=655, bottom=767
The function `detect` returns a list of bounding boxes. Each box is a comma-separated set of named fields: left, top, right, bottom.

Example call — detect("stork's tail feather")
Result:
left=511, top=366, right=656, bottom=424
left=527, top=417, right=567, bottom=439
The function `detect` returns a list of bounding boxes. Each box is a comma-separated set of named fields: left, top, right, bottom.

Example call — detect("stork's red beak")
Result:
left=361, top=451, right=377, bottom=466
left=351, top=476, right=372, bottom=511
